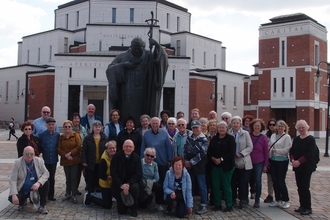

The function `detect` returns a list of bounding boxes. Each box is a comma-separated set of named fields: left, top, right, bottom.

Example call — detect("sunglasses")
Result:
left=146, top=154, right=155, bottom=158
left=64, top=126, right=72, bottom=128
left=25, top=153, right=34, bottom=156
left=269, top=124, right=276, bottom=126
left=177, top=124, right=185, bottom=127
left=42, top=111, right=50, bottom=114
left=168, top=123, right=175, bottom=125
left=222, top=117, right=229, bottom=120
left=24, top=128, right=32, bottom=131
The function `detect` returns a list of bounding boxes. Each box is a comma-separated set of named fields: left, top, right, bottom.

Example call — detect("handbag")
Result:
left=235, top=156, right=245, bottom=169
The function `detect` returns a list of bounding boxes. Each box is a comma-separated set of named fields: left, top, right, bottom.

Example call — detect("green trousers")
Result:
left=211, top=166, right=234, bottom=207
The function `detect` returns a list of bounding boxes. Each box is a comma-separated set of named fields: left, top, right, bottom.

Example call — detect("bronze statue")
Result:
left=106, top=14, right=168, bottom=124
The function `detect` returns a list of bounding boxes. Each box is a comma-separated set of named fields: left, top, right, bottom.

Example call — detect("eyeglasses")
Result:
left=269, top=124, right=276, bottom=126
left=64, top=126, right=72, bottom=128
left=25, top=153, right=34, bottom=156
left=177, top=124, right=185, bottom=127
left=146, top=154, right=155, bottom=158
left=42, top=111, right=50, bottom=114
left=24, top=128, right=32, bottom=131
left=222, top=117, right=229, bottom=120
left=168, top=123, right=175, bottom=125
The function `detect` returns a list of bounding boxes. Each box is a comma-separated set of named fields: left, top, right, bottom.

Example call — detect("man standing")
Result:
left=111, top=140, right=142, bottom=217
left=38, top=117, right=60, bottom=201
left=208, top=110, right=218, bottom=121
left=32, top=106, right=59, bottom=137
left=106, top=37, right=168, bottom=123
left=9, top=146, right=50, bottom=214
left=172, top=118, right=192, bottom=157
left=140, top=117, right=173, bottom=185
left=184, top=120, right=209, bottom=215
left=80, top=104, right=103, bottom=133
left=187, top=108, right=200, bottom=130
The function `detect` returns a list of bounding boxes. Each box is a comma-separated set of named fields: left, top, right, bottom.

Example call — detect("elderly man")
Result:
left=172, top=118, right=192, bottom=157
left=111, top=139, right=142, bottom=217
left=80, top=103, right=103, bottom=133
left=187, top=108, right=200, bottom=130
left=209, top=110, right=218, bottom=121
left=32, top=106, right=59, bottom=137
left=184, top=120, right=209, bottom=215
left=9, top=146, right=50, bottom=214
left=38, top=117, right=60, bottom=201
left=140, top=117, right=173, bottom=186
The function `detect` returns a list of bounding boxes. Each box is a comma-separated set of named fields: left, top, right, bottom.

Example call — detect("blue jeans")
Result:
left=253, top=162, right=264, bottom=204
left=195, top=174, right=208, bottom=206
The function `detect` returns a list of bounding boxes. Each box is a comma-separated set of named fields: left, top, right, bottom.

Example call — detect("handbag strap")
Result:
left=252, top=134, right=262, bottom=145
left=269, top=134, right=284, bottom=151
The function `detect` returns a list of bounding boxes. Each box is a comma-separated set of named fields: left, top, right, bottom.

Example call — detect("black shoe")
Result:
left=48, top=197, right=56, bottom=201
left=212, top=206, right=222, bottom=211
left=264, top=195, right=274, bottom=203
left=76, top=191, right=82, bottom=195
left=295, top=206, right=304, bottom=212
left=131, top=210, right=138, bottom=217
left=300, top=209, right=312, bottom=215
left=238, top=201, right=244, bottom=209
left=233, top=201, right=238, bottom=207
left=7, top=139, right=10, bottom=140
left=253, top=203, right=260, bottom=208
left=223, top=207, right=232, bottom=212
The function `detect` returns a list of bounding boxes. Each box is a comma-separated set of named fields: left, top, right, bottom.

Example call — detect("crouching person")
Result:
left=163, top=156, right=193, bottom=218
left=8, top=146, right=50, bottom=214
left=111, top=139, right=142, bottom=217
left=139, top=148, right=164, bottom=211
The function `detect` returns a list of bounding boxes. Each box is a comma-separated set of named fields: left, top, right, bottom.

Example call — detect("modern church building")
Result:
left=0, top=0, right=245, bottom=125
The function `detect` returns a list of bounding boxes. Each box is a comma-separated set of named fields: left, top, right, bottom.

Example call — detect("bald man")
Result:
left=80, top=104, right=104, bottom=133
left=110, top=139, right=142, bottom=217
left=9, top=146, right=50, bottom=214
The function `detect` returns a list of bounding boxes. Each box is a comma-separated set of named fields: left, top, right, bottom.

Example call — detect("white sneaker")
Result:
left=155, top=204, right=164, bottom=211
left=269, top=201, right=279, bottom=207
left=282, top=201, right=290, bottom=209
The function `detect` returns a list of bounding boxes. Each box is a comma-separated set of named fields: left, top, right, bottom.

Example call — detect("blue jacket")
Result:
left=163, top=167, right=193, bottom=208
left=39, top=130, right=60, bottom=164
left=104, top=121, right=123, bottom=141
left=80, top=114, right=103, bottom=133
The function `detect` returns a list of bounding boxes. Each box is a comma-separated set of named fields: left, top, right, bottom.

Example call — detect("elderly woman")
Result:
left=137, top=114, right=151, bottom=137
left=249, top=119, right=269, bottom=208
left=117, top=116, right=142, bottom=153
left=199, top=117, right=208, bottom=134
left=104, top=109, right=123, bottom=141
left=230, top=116, right=253, bottom=209
left=72, top=112, right=88, bottom=142
left=167, top=117, right=178, bottom=143
left=86, top=141, right=117, bottom=209
left=220, top=112, right=232, bottom=128
left=17, top=121, right=40, bottom=158
left=268, top=120, right=292, bottom=209
left=163, top=156, right=193, bottom=218
left=82, top=120, right=108, bottom=204
left=208, top=121, right=236, bottom=212
left=172, top=118, right=192, bottom=157
left=263, top=118, right=277, bottom=203
left=139, top=148, right=164, bottom=211
left=57, top=120, right=81, bottom=203
left=289, top=120, right=318, bottom=215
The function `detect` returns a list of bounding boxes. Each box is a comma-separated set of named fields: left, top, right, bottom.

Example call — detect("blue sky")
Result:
left=1, top=0, right=330, bottom=75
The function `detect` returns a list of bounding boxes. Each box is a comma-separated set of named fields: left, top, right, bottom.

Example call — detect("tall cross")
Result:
left=119, top=35, right=126, bottom=46
left=145, top=11, right=159, bottom=42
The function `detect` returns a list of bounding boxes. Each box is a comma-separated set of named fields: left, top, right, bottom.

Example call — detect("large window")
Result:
left=112, top=8, right=116, bottom=23
left=130, top=8, right=134, bottom=23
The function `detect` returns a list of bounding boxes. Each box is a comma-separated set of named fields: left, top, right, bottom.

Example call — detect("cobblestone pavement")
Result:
left=0, top=129, right=329, bottom=219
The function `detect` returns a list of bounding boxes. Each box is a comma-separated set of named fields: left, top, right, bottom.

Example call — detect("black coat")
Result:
left=116, top=129, right=142, bottom=154
left=82, top=132, right=108, bottom=171
left=207, top=133, right=236, bottom=172
left=110, top=150, right=142, bottom=197
left=16, top=134, right=40, bottom=158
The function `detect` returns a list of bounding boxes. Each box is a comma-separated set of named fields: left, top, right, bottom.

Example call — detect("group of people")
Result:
left=8, top=104, right=319, bottom=217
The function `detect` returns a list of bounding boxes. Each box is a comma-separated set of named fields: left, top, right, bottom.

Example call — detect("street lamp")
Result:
left=20, top=88, right=35, bottom=99
left=209, top=92, right=224, bottom=103
left=316, top=61, right=330, bottom=157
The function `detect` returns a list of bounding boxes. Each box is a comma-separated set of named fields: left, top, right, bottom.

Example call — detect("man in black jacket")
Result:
left=111, top=139, right=142, bottom=217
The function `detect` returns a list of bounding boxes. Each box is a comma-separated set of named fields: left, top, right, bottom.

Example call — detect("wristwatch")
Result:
left=220, top=157, right=224, bottom=161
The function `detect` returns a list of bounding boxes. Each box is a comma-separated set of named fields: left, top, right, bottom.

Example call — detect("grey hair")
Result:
left=140, top=114, right=150, bottom=122
left=231, top=116, right=242, bottom=125
left=144, top=147, right=156, bottom=158
left=218, top=120, right=228, bottom=128
left=177, top=118, right=187, bottom=124
left=199, top=117, right=208, bottom=124
left=295, top=119, right=309, bottom=130
left=92, top=120, right=103, bottom=127
left=167, top=117, right=177, bottom=125
left=221, top=111, right=232, bottom=119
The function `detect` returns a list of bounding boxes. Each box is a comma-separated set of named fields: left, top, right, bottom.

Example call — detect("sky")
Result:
left=1, top=0, right=330, bottom=75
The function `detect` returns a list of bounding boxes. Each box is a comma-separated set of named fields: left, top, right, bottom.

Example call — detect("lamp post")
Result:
left=20, top=88, right=35, bottom=99
left=316, top=61, right=330, bottom=157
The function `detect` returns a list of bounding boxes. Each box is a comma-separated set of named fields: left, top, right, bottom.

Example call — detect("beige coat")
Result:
left=9, top=156, right=49, bottom=196
left=231, top=128, right=253, bottom=170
